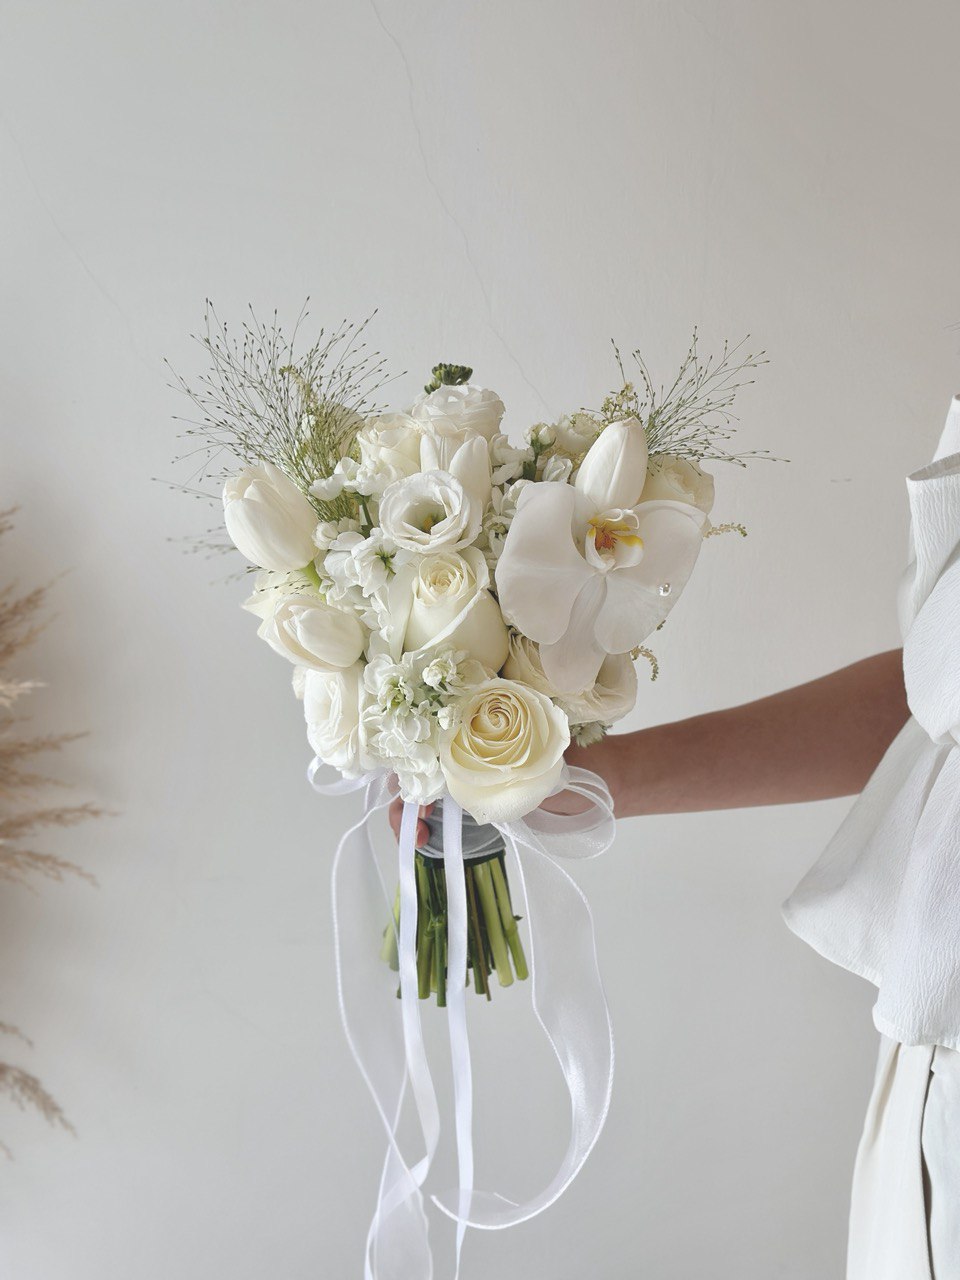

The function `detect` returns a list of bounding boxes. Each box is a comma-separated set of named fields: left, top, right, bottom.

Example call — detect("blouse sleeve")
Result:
left=901, top=397, right=960, bottom=746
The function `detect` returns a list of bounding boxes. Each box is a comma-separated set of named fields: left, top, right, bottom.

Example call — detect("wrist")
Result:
left=565, top=733, right=624, bottom=815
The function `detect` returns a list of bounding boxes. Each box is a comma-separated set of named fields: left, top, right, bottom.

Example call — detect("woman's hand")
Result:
left=387, top=798, right=434, bottom=847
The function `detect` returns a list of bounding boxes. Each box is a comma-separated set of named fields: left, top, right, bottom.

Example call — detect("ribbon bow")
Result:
left=309, top=762, right=616, bottom=1279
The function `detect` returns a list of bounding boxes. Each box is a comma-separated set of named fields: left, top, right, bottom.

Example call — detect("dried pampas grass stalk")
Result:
left=0, top=511, right=100, bottom=1146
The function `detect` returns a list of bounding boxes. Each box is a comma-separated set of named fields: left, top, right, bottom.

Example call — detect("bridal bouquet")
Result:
left=177, top=307, right=763, bottom=1277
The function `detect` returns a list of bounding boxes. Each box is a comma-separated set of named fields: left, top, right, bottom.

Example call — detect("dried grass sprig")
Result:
left=0, top=515, right=100, bottom=1146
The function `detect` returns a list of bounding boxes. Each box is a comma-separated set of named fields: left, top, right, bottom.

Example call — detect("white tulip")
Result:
left=402, top=547, right=509, bottom=672
left=640, top=455, right=715, bottom=515
left=378, top=470, right=482, bottom=553
left=303, top=663, right=366, bottom=776
left=419, top=429, right=492, bottom=507
left=252, top=587, right=366, bottom=672
left=410, top=383, right=505, bottom=441
left=223, top=462, right=318, bottom=571
left=573, top=418, right=649, bottom=525
left=440, top=678, right=570, bottom=823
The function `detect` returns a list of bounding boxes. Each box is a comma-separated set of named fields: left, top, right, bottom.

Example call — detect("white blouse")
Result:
left=783, top=397, right=960, bottom=1050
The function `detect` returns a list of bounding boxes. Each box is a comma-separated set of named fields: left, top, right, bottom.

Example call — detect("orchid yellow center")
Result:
left=588, top=515, right=643, bottom=554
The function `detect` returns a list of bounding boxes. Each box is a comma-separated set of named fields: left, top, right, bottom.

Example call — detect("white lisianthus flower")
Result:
left=440, top=678, right=570, bottom=823
left=496, top=418, right=708, bottom=693
left=553, top=412, right=601, bottom=457
left=303, top=662, right=366, bottom=776
left=378, top=470, right=482, bottom=552
left=223, top=463, right=318, bottom=571
left=246, top=580, right=366, bottom=672
left=640, top=455, right=715, bottom=515
left=410, top=383, right=505, bottom=441
left=419, top=428, right=492, bottom=507
left=399, top=547, right=509, bottom=672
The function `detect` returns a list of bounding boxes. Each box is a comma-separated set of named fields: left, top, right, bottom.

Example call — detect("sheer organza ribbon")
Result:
left=308, top=761, right=616, bottom=1279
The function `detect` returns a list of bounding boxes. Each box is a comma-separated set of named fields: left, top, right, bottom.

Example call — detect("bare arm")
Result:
left=567, top=649, right=909, bottom=817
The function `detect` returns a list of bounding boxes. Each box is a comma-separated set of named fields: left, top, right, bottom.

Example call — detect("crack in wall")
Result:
left=368, top=0, right=551, bottom=413
left=2, top=116, right=157, bottom=377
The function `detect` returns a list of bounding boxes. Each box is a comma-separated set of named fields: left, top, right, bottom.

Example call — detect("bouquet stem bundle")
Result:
left=381, top=843, right=528, bottom=1005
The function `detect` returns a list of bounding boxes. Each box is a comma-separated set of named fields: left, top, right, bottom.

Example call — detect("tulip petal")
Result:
left=494, top=483, right=594, bottom=644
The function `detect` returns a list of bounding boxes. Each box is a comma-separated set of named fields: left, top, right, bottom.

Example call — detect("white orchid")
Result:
left=495, top=418, right=708, bottom=693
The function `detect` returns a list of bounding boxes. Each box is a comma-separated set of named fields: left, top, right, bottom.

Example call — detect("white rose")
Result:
left=440, top=677, right=570, bottom=823
left=402, top=547, right=509, bottom=672
left=223, top=462, right=317, bottom=571
left=378, top=470, right=482, bottom=552
left=303, top=663, right=365, bottom=775
left=410, top=383, right=505, bottom=441
left=357, top=413, right=422, bottom=474
left=553, top=412, right=601, bottom=457
left=250, top=586, right=366, bottom=671
left=640, top=455, right=715, bottom=515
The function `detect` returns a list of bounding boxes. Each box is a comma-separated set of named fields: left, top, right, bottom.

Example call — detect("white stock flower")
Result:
left=322, top=529, right=398, bottom=597
left=495, top=418, right=707, bottom=693
left=640, top=455, right=715, bottom=515
left=245, top=577, right=366, bottom=672
left=410, top=383, right=505, bottom=441
left=378, top=470, right=482, bottom=553
left=400, top=546, right=509, bottom=672
left=314, top=518, right=361, bottom=551
left=303, top=663, right=366, bottom=775
left=490, top=433, right=532, bottom=485
left=440, top=678, right=570, bottom=823
left=482, top=479, right=531, bottom=562
left=223, top=463, right=318, bottom=571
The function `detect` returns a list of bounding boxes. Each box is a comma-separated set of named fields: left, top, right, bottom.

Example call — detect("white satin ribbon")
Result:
left=309, top=760, right=616, bottom=1277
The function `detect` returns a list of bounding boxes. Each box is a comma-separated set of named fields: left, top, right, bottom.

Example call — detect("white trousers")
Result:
left=848, top=1036, right=960, bottom=1280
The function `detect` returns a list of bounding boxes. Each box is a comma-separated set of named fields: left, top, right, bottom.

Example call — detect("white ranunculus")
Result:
left=501, top=632, right=560, bottom=698
left=251, top=587, right=366, bottom=671
left=559, top=652, right=638, bottom=725
left=420, top=429, right=492, bottom=507
left=378, top=470, right=482, bottom=552
left=503, top=633, right=637, bottom=725
left=640, top=455, right=715, bottom=515
left=223, top=462, right=318, bottom=571
left=440, top=678, right=570, bottom=823
left=410, top=383, right=505, bottom=441
left=553, top=412, right=601, bottom=457
left=401, top=546, right=509, bottom=672
left=303, top=663, right=365, bottom=775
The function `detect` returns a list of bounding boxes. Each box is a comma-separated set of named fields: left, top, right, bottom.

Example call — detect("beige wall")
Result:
left=2, top=2, right=959, bottom=1276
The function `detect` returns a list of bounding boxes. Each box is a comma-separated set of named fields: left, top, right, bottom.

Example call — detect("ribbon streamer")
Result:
left=309, top=762, right=616, bottom=1277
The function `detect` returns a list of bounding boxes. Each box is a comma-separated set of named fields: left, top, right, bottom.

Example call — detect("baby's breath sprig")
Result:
left=168, top=301, right=395, bottom=524
left=599, top=331, right=770, bottom=467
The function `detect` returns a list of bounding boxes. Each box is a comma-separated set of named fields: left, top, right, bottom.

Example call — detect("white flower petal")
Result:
left=494, top=482, right=594, bottom=644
